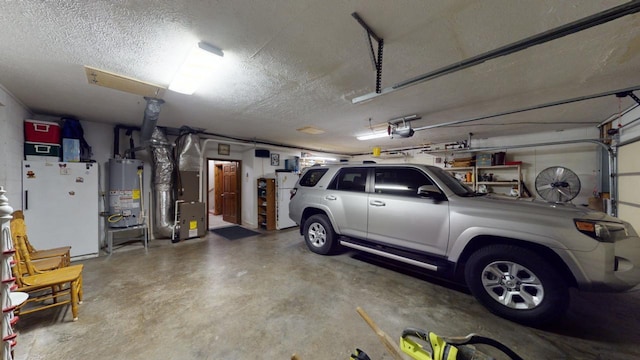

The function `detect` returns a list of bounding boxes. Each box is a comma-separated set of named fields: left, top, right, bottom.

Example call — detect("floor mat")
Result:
left=210, top=225, right=261, bottom=240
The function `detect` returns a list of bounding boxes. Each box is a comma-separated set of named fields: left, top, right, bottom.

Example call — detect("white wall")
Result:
left=242, top=147, right=305, bottom=228
left=470, top=127, right=601, bottom=206
left=351, top=127, right=600, bottom=206
left=0, top=85, right=31, bottom=207
left=0, top=79, right=612, bottom=235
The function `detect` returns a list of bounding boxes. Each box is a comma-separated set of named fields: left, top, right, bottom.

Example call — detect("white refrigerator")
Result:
left=275, top=172, right=298, bottom=229
left=22, top=161, right=100, bottom=259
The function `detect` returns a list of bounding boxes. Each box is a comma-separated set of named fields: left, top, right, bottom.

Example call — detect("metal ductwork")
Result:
left=140, top=97, right=165, bottom=142
left=176, top=131, right=202, bottom=171
left=149, top=127, right=175, bottom=238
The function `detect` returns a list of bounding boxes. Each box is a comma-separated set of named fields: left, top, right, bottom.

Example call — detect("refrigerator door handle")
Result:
left=25, top=190, right=28, bottom=210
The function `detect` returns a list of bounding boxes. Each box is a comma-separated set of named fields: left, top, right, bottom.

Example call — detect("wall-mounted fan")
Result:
left=535, top=166, right=581, bottom=203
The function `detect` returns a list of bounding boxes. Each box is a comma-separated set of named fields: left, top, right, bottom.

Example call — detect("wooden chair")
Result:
left=11, top=210, right=71, bottom=266
left=11, top=234, right=84, bottom=321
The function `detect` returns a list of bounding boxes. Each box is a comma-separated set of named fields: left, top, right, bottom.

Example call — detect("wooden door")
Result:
left=222, top=162, right=239, bottom=224
left=213, top=164, right=223, bottom=215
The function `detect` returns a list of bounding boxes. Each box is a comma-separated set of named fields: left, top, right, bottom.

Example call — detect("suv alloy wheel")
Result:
left=464, top=244, right=569, bottom=326
left=303, top=214, right=338, bottom=255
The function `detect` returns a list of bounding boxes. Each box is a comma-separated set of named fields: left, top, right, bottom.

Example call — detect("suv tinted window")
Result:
left=299, top=168, right=328, bottom=187
left=374, top=168, right=434, bottom=197
left=328, top=168, right=368, bottom=192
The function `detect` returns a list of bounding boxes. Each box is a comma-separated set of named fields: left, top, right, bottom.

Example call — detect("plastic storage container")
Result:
left=476, top=153, right=493, bottom=167
left=24, top=120, right=61, bottom=144
left=24, top=142, right=60, bottom=159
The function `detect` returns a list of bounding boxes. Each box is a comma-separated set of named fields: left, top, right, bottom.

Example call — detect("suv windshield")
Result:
left=430, top=167, right=476, bottom=196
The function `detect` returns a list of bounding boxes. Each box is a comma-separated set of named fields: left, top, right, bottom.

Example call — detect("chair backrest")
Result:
left=9, top=217, right=38, bottom=278
left=9, top=220, right=27, bottom=287
left=12, top=210, right=36, bottom=253
left=12, top=210, right=24, bottom=220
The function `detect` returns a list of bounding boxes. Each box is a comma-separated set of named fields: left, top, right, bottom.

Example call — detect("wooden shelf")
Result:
left=443, top=167, right=475, bottom=189
left=476, top=165, right=521, bottom=196
left=445, top=164, right=522, bottom=196
left=257, top=178, right=276, bottom=230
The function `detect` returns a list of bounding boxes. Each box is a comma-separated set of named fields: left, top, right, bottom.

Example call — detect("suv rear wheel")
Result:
left=465, top=244, right=569, bottom=326
left=303, top=214, right=338, bottom=255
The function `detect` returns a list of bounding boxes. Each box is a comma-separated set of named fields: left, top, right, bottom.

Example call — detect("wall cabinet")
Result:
left=257, top=178, right=276, bottom=230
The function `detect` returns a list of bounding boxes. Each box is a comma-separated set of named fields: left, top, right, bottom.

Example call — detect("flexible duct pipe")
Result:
left=149, top=127, right=175, bottom=238
left=176, top=132, right=202, bottom=172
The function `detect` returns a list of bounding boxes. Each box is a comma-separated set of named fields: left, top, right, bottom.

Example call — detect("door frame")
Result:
left=206, top=158, right=242, bottom=228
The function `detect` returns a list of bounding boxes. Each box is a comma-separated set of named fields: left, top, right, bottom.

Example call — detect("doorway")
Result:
left=207, top=159, right=242, bottom=229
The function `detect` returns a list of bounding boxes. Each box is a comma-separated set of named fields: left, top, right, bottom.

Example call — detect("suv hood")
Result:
left=471, top=194, right=619, bottom=223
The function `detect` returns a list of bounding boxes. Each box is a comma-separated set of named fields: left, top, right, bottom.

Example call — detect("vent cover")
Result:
left=296, top=126, right=325, bottom=135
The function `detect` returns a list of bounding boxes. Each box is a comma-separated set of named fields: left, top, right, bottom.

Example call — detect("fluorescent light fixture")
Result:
left=307, top=156, right=337, bottom=161
left=169, top=42, right=224, bottom=95
left=357, top=131, right=389, bottom=141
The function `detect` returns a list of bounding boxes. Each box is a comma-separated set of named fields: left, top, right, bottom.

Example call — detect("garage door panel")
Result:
left=619, top=144, right=640, bottom=172
left=618, top=140, right=640, bottom=232
left=619, top=205, right=640, bottom=231
left=619, top=177, right=640, bottom=204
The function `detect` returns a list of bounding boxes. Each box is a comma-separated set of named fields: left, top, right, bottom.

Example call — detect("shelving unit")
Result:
left=444, top=165, right=522, bottom=196
left=476, top=165, right=521, bottom=196
left=443, top=167, right=475, bottom=190
left=257, top=178, right=276, bottom=230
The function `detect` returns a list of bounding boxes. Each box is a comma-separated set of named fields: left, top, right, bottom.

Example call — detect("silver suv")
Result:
left=288, top=163, right=640, bottom=325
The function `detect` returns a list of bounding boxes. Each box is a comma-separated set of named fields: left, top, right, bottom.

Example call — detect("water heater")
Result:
left=108, top=158, right=144, bottom=228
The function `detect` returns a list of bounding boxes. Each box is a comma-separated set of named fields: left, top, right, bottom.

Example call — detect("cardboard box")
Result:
left=588, top=197, right=604, bottom=212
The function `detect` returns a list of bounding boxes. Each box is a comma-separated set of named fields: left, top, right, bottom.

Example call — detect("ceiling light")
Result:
left=308, top=156, right=337, bottom=161
left=356, top=131, right=389, bottom=141
left=169, top=42, right=224, bottom=95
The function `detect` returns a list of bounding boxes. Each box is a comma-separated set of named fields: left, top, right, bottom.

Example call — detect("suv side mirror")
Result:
left=418, top=185, right=445, bottom=200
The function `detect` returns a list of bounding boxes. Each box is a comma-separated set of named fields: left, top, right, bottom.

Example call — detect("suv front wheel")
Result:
left=303, top=214, right=338, bottom=255
left=465, top=244, right=569, bottom=326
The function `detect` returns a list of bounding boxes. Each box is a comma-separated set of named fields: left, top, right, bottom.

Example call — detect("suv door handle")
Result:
left=370, top=200, right=385, bottom=207
left=325, top=195, right=337, bottom=201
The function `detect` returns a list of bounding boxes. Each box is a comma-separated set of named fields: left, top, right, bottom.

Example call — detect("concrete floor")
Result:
left=13, top=228, right=640, bottom=360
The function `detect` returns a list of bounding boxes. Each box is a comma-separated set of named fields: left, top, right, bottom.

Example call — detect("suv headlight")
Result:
left=574, top=220, right=628, bottom=243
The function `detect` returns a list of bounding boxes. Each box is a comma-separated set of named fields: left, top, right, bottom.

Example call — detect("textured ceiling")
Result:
left=1, top=1, right=639, bottom=154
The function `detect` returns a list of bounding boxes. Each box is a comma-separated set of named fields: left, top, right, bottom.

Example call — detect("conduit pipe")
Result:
left=412, top=85, right=640, bottom=133
left=140, top=97, right=165, bottom=142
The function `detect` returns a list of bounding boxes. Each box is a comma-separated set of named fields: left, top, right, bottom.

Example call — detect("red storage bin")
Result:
left=24, top=120, right=61, bottom=144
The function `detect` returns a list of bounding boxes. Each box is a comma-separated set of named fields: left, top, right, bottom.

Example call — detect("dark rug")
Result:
left=210, top=225, right=261, bottom=240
